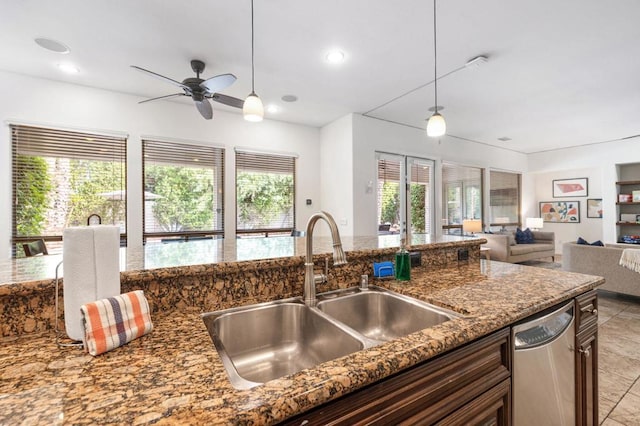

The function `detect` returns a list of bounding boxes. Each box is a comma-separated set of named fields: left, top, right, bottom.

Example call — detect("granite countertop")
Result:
left=0, top=260, right=603, bottom=425
left=0, top=234, right=476, bottom=286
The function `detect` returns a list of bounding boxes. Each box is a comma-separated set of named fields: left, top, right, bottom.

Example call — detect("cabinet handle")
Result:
left=581, top=305, right=598, bottom=316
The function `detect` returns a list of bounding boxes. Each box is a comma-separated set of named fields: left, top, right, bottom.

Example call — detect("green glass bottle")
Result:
left=395, top=238, right=411, bottom=281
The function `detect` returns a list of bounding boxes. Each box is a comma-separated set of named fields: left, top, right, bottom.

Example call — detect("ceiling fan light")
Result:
left=243, top=92, right=264, bottom=122
left=426, top=112, right=446, bottom=137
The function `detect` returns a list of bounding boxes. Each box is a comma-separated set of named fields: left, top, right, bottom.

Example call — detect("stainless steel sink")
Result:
left=317, top=286, right=458, bottom=343
left=202, top=299, right=365, bottom=389
left=202, top=286, right=459, bottom=389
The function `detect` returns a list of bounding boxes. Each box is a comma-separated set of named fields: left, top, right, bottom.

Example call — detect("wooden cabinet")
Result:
left=281, top=328, right=511, bottom=426
left=575, top=291, right=599, bottom=426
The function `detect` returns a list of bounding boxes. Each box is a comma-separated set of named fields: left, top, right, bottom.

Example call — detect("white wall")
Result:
left=531, top=167, right=603, bottom=252
left=528, top=139, right=640, bottom=244
left=318, top=114, right=354, bottom=236
left=349, top=114, right=529, bottom=236
left=0, top=70, right=320, bottom=258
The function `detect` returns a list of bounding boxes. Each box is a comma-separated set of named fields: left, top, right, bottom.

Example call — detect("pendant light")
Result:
left=243, top=0, right=264, bottom=122
left=426, top=0, right=446, bottom=137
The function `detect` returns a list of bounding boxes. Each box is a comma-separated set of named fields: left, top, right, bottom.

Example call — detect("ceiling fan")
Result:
left=131, top=59, right=244, bottom=119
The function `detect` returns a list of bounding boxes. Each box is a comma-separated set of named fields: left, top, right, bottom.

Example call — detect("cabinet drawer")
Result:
left=575, top=290, right=598, bottom=332
left=281, top=328, right=511, bottom=426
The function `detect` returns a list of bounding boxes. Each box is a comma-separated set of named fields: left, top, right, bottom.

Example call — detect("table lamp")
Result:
left=462, top=219, right=482, bottom=236
left=525, top=217, right=543, bottom=231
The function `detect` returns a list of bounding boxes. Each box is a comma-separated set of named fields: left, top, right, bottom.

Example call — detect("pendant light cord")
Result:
left=433, top=0, right=438, bottom=114
left=251, top=0, right=255, bottom=93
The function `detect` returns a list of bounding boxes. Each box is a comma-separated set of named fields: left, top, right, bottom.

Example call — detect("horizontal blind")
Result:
left=236, top=151, right=295, bottom=232
left=11, top=124, right=127, bottom=255
left=378, top=159, right=401, bottom=182
left=142, top=139, right=224, bottom=236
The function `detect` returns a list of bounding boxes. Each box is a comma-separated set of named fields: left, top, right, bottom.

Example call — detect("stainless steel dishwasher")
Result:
left=512, top=300, right=575, bottom=425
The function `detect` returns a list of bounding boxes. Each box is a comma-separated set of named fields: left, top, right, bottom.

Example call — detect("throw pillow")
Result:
left=515, top=228, right=534, bottom=244
left=577, top=237, right=589, bottom=245
left=591, top=240, right=604, bottom=247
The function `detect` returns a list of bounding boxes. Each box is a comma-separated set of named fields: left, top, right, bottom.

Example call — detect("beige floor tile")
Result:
left=599, top=297, right=630, bottom=310
left=599, top=347, right=640, bottom=380
left=599, top=370, right=636, bottom=404
left=601, top=417, right=626, bottom=426
left=598, top=305, right=627, bottom=320
left=599, top=316, right=640, bottom=338
left=628, top=379, right=640, bottom=398
left=609, top=392, right=640, bottom=425
left=598, top=333, right=640, bottom=362
left=600, top=396, right=618, bottom=424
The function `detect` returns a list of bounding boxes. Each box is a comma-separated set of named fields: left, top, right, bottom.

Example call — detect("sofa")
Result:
left=480, top=231, right=555, bottom=263
left=562, top=242, right=640, bottom=297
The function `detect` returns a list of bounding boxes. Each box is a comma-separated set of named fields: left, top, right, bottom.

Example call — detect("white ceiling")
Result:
left=1, top=0, right=639, bottom=154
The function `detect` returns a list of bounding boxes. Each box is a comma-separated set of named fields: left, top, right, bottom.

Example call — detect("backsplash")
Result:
left=0, top=241, right=481, bottom=338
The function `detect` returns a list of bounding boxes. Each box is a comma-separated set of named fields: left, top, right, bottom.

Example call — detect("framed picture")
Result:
left=552, top=178, right=588, bottom=197
left=586, top=199, right=602, bottom=218
left=540, top=201, right=581, bottom=223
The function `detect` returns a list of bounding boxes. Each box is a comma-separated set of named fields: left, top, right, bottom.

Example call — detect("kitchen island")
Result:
left=0, top=242, right=602, bottom=425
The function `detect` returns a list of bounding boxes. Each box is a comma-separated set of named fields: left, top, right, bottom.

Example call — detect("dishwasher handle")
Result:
left=513, top=301, right=574, bottom=349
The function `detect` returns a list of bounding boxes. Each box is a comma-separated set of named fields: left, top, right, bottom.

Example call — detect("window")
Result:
left=142, top=139, right=224, bottom=242
left=235, top=150, right=295, bottom=237
left=376, top=153, right=435, bottom=236
left=11, top=124, right=126, bottom=256
left=442, top=164, right=483, bottom=234
left=489, top=170, right=521, bottom=229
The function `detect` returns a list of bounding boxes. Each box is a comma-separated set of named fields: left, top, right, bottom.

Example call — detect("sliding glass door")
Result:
left=376, top=153, right=435, bottom=237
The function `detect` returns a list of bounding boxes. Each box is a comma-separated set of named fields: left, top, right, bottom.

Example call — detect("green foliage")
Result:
left=15, top=156, right=52, bottom=236
left=237, top=172, right=293, bottom=229
left=410, top=184, right=426, bottom=232
left=146, top=165, right=215, bottom=232
left=68, top=159, right=126, bottom=227
left=380, top=182, right=400, bottom=224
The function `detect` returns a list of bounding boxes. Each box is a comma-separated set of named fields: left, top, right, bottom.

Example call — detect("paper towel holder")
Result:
left=54, top=261, right=84, bottom=349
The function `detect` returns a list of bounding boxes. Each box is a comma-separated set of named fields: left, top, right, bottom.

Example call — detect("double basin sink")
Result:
left=202, top=286, right=459, bottom=389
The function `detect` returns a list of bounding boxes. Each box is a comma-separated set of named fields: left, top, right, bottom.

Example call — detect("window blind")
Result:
left=142, top=139, right=224, bottom=238
left=236, top=151, right=295, bottom=234
left=11, top=124, right=127, bottom=255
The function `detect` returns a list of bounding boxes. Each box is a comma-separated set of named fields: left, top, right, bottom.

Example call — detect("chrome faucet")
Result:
left=304, top=211, right=347, bottom=306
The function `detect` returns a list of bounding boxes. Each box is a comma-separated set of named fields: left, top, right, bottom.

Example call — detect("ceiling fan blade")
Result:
left=138, top=93, right=186, bottom=104
left=195, top=98, right=213, bottom=119
left=200, top=73, right=237, bottom=94
left=131, top=65, right=190, bottom=91
left=210, top=93, right=245, bottom=109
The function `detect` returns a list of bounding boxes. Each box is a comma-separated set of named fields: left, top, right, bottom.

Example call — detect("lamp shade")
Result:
left=462, top=219, right=482, bottom=234
left=426, top=112, right=446, bottom=137
left=243, top=92, right=264, bottom=122
left=526, top=217, right=543, bottom=230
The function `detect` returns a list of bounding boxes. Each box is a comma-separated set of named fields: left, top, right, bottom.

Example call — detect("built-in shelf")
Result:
left=616, top=202, right=640, bottom=205
left=616, top=222, right=640, bottom=226
left=616, top=180, right=640, bottom=186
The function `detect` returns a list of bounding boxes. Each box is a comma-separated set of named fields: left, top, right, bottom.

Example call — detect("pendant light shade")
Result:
left=426, top=0, right=445, bottom=137
left=426, top=111, right=446, bottom=137
left=244, top=0, right=264, bottom=122
left=243, top=91, right=264, bottom=122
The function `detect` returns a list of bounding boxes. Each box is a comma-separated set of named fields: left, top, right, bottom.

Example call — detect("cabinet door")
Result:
left=433, top=379, right=510, bottom=426
left=576, top=323, right=598, bottom=426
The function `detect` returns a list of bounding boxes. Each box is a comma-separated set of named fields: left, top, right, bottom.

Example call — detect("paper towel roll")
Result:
left=63, top=225, right=121, bottom=341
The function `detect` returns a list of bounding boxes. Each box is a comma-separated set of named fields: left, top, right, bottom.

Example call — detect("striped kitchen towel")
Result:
left=80, top=290, right=153, bottom=356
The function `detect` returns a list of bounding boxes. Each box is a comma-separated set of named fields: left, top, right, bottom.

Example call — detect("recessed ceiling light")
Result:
left=56, top=62, right=80, bottom=74
left=325, top=50, right=345, bottom=64
left=266, top=104, right=280, bottom=113
left=281, top=95, right=298, bottom=102
left=34, top=37, right=70, bottom=54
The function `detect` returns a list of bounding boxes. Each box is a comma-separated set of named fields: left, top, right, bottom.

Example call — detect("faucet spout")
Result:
left=304, top=211, right=347, bottom=306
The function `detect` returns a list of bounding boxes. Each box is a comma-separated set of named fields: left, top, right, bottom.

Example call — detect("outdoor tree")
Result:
left=146, top=165, right=215, bottom=232
left=237, top=172, right=293, bottom=229
left=380, top=181, right=400, bottom=225
left=410, top=183, right=426, bottom=233
left=15, top=155, right=52, bottom=238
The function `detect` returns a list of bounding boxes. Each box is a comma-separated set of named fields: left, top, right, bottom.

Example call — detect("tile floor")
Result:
left=597, top=293, right=640, bottom=425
